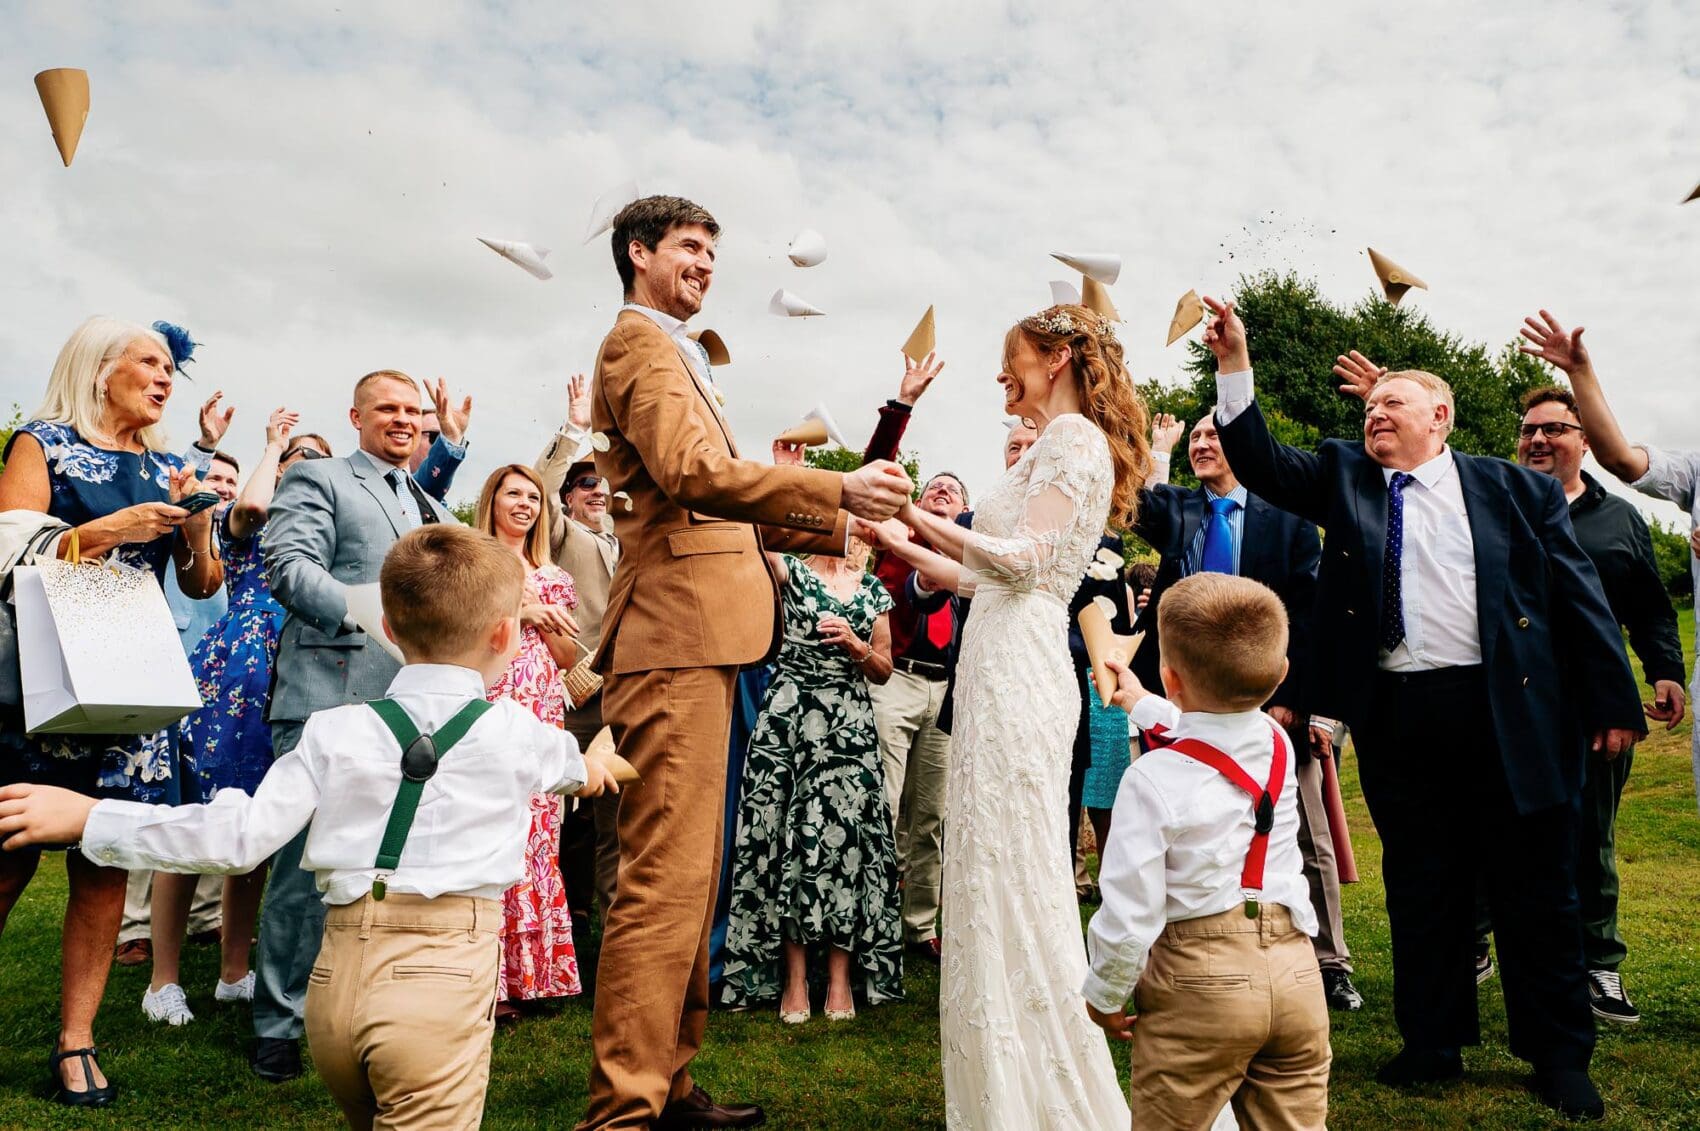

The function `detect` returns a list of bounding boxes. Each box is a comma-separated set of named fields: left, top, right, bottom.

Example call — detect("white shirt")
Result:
left=82, top=664, right=587, bottom=904
left=1082, top=697, right=1317, bottom=1013
left=1216, top=368, right=1482, bottom=672
left=622, top=302, right=713, bottom=392
left=1632, top=443, right=1700, bottom=611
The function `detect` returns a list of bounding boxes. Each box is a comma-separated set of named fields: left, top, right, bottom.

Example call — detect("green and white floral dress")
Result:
left=718, top=557, right=904, bottom=1008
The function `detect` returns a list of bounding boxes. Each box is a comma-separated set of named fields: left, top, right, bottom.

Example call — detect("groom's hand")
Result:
left=1085, top=1001, right=1135, bottom=1041
left=841, top=461, right=913, bottom=521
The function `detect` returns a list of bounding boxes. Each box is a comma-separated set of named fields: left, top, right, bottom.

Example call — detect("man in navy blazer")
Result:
left=1132, top=414, right=1364, bottom=1014
left=1201, top=297, right=1643, bottom=1122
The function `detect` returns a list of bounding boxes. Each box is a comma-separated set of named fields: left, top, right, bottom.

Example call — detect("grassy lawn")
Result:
left=3, top=620, right=1699, bottom=1128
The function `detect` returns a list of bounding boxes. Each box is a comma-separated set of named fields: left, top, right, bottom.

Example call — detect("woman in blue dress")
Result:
left=141, top=410, right=324, bottom=1021
left=0, top=317, right=223, bottom=1107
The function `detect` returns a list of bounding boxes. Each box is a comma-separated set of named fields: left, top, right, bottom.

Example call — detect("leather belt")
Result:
left=894, top=657, right=948, bottom=681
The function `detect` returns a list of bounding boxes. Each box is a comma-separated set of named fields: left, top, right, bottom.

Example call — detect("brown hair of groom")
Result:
left=610, top=195, right=720, bottom=297
left=1157, top=573, right=1289, bottom=711
left=380, top=525, right=524, bottom=659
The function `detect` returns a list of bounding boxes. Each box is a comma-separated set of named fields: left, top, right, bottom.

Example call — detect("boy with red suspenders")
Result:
left=1083, top=573, right=1331, bottom=1130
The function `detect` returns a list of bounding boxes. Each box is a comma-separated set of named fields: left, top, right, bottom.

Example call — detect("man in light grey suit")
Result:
left=250, top=369, right=468, bottom=1082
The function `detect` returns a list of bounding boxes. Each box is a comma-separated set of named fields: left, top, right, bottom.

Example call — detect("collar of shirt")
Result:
left=1381, top=445, right=1454, bottom=490
left=351, top=446, right=409, bottom=478
left=621, top=302, right=710, bottom=386
left=1571, top=469, right=1608, bottom=515
left=1204, top=483, right=1248, bottom=507
left=386, top=662, right=488, bottom=700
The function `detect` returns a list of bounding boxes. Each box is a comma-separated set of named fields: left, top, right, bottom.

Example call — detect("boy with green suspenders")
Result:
left=0, top=525, right=618, bottom=1128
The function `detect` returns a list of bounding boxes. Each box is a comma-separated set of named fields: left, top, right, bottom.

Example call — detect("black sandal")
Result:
left=49, top=1046, right=116, bottom=1107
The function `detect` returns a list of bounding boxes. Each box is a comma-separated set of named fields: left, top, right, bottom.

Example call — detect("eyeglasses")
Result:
left=569, top=476, right=604, bottom=492
left=1518, top=422, right=1584, bottom=440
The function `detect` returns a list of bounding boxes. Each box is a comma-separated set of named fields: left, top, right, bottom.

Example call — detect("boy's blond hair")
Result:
left=380, top=526, right=524, bottom=659
left=1157, top=573, right=1288, bottom=710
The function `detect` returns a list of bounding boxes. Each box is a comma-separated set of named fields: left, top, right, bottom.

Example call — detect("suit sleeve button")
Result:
left=1518, top=617, right=1530, bottom=628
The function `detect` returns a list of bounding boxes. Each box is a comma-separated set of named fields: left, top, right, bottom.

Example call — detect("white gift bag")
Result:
left=13, top=548, right=202, bottom=735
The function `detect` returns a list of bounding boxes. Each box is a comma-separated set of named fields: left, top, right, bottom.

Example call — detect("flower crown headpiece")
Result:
left=1026, top=307, right=1116, bottom=341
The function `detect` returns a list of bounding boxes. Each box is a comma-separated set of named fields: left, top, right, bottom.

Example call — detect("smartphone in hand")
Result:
left=177, top=491, right=223, bottom=516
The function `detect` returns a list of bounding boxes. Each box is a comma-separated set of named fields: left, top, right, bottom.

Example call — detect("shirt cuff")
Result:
left=885, top=399, right=914, bottom=414
left=80, top=800, right=152, bottom=869
left=436, top=434, right=468, bottom=459
left=183, top=445, right=214, bottom=474
left=1129, top=695, right=1181, bottom=735
left=1082, top=966, right=1139, bottom=1016
left=1215, top=369, right=1255, bottom=425
left=1149, top=451, right=1171, bottom=486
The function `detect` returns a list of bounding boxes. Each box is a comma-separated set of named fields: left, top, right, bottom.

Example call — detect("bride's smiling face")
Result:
left=997, top=334, right=1067, bottom=421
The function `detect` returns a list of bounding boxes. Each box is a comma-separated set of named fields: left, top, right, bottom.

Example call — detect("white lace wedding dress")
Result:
left=941, top=414, right=1130, bottom=1129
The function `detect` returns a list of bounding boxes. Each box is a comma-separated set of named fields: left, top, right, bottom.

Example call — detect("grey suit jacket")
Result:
left=264, top=451, right=455, bottom=723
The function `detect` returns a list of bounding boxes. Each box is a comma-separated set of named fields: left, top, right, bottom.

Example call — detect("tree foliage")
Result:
left=805, top=445, right=924, bottom=497
left=1647, top=518, right=1694, bottom=606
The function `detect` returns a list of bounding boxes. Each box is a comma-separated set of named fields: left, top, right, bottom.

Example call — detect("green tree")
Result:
left=1647, top=518, right=1694, bottom=606
left=450, top=499, right=478, bottom=526
left=805, top=445, right=924, bottom=497
left=0, top=405, right=24, bottom=472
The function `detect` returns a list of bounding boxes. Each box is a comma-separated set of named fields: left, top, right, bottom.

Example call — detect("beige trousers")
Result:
left=119, top=869, right=222, bottom=942
left=1130, top=905, right=1331, bottom=1131
left=870, top=668, right=951, bottom=942
left=306, top=893, right=501, bottom=1130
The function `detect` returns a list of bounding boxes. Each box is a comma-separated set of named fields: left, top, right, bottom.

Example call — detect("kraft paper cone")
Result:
left=1367, top=247, right=1428, bottom=306
left=585, top=726, right=641, bottom=784
left=35, top=68, right=90, bottom=167
left=805, top=404, right=848, bottom=447
left=1049, top=280, right=1081, bottom=306
left=1684, top=182, right=1700, bottom=204
left=476, top=237, right=553, bottom=280
left=776, top=418, right=830, bottom=446
left=769, top=289, right=825, bottom=317
left=901, top=306, right=936, bottom=362
left=1051, top=251, right=1121, bottom=285
left=1077, top=601, right=1142, bottom=707
left=583, top=180, right=640, bottom=243
left=1081, top=276, right=1120, bottom=321
left=690, top=328, right=731, bottom=367
left=1166, top=289, right=1204, bottom=346
left=787, top=228, right=828, bottom=267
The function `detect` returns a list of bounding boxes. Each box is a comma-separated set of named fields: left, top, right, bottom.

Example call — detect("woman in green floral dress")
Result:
left=719, top=540, right=902, bottom=1021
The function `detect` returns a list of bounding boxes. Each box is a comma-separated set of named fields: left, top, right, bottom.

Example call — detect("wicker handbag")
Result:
left=563, top=653, right=603, bottom=710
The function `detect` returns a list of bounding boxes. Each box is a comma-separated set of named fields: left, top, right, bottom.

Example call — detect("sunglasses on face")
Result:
left=422, top=430, right=441, bottom=445
left=1518, top=422, right=1584, bottom=440
left=285, top=447, right=329, bottom=460
left=570, top=476, right=604, bottom=492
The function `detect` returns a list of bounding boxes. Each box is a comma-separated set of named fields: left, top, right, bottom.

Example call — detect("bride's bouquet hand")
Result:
left=1085, top=1000, right=1135, bottom=1042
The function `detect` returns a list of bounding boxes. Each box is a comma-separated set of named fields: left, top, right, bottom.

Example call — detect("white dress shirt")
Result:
left=1082, top=696, right=1318, bottom=1013
left=81, top=664, right=587, bottom=904
left=1215, top=368, right=1481, bottom=672
left=622, top=302, right=713, bottom=393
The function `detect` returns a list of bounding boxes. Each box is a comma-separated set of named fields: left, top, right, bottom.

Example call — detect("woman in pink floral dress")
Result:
left=475, top=464, right=583, bottom=1015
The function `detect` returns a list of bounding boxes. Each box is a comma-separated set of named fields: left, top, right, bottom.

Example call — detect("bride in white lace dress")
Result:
left=861, top=305, right=1151, bottom=1128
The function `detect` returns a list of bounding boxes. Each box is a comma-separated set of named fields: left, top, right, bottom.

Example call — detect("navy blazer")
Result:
left=1217, top=401, right=1643, bottom=813
left=1131, top=483, right=1319, bottom=715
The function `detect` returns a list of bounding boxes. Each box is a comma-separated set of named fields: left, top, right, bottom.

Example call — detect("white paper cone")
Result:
left=787, top=228, right=828, bottom=267
left=344, top=584, right=405, bottom=664
left=1050, top=251, right=1121, bottom=285
left=477, top=238, right=553, bottom=281
left=1049, top=280, right=1081, bottom=306
left=583, top=180, right=641, bottom=243
left=769, top=289, right=825, bottom=317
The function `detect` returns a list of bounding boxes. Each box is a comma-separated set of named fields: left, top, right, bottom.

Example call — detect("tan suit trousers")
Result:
left=870, top=668, right=950, bottom=942
left=578, top=664, right=740, bottom=1131
left=306, top=893, right=501, bottom=1131
left=1130, top=904, right=1331, bottom=1131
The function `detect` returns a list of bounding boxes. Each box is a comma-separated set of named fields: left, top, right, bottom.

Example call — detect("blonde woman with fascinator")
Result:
left=857, top=303, right=1150, bottom=1127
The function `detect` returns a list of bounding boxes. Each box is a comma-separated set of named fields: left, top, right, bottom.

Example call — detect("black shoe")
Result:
left=251, top=1037, right=303, bottom=1083
left=1474, top=940, right=1495, bottom=985
left=906, top=938, right=942, bottom=965
left=1322, top=969, right=1363, bottom=1012
left=1587, top=969, right=1640, bottom=1025
left=48, top=1047, right=116, bottom=1107
left=654, top=1085, right=765, bottom=1129
left=1531, top=1068, right=1605, bottom=1122
left=1376, top=1046, right=1463, bottom=1088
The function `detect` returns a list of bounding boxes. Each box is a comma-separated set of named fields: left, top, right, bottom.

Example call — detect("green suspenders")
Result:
left=366, top=696, right=494, bottom=900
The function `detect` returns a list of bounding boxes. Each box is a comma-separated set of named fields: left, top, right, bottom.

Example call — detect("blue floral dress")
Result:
left=184, top=509, right=284, bottom=796
left=718, top=558, right=904, bottom=1008
left=0, top=421, right=189, bottom=803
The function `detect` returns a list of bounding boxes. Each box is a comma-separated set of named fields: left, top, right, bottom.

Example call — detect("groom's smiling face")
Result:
left=630, top=222, right=716, bottom=321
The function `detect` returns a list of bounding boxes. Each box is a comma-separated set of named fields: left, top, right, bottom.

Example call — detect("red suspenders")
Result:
left=1164, top=726, right=1287, bottom=918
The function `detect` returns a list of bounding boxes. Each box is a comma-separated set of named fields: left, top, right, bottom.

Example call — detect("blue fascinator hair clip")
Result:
left=151, top=321, right=199, bottom=373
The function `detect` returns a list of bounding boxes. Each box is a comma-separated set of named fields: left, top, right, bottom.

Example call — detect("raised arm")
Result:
left=863, top=351, right=944, bottom=465
left=1519, top=311, right=1648, bottom=483
left=536, top=374, right=594, bottom=554
left=263, top=463, right=352, bottom=633
left=228, top=407, right=299, bottom=540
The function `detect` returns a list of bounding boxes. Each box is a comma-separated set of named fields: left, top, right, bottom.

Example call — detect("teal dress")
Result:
left=719, top=558, right=903, bottom=1007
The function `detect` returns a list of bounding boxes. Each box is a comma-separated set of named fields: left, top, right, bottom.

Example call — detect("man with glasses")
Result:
left=1493, top=385, right=1686, bottom=1025
left=537, top=374, right=622, bottom=959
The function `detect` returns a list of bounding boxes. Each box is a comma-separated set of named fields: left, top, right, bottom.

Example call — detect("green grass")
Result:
left=4, top=623, right=1700, bottom=1128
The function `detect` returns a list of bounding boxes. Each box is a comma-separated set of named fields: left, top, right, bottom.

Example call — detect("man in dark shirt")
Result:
left=1504, top=386, right=1686, bottom=1025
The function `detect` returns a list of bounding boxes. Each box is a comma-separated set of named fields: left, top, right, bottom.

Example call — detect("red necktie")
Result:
left=925, top=603, right=954, bottom=649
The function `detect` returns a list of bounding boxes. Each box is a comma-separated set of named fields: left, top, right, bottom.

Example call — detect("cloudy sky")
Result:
left=4, top=1, right=1699, bottom=518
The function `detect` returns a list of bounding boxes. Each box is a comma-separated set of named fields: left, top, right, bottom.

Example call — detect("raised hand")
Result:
left=899, top=351, right=946, bottom=406
left=841, top=460, right=914, bottom=521
left=772, top=439, right=806, bottom=467
left=1150, top=413, right=1186, bottom=454
left=567, top=373, right=592, bottom=430
left=1200, top=296, right=1250, bottom=372
left=199, top=391, right=234, bottom=449
left=1332, top=350, right=1386, bottom=402
left=1518, top=310, right=1591, bottom=376
left=429, top=377, right=473, bottom=444
left=265, top=407, right=300, bottom=448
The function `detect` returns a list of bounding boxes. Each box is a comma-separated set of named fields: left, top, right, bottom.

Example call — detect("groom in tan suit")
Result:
left=578, top=195, right=914, bottom=1130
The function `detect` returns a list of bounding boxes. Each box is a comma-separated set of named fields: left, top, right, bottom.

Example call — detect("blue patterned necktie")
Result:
left=1200, top=495, right=1239, bottom=575
left=385, top=468, right=422, bottom=530
left=1379, top=472, right=1415, bottom=651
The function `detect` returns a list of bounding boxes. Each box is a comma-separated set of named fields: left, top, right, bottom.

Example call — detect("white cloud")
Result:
left=3, top=1, right=1699, bottom=528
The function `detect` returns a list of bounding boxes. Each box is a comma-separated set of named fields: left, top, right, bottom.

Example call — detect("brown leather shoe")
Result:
left=114, top=940, right=152, bottom=967
left=654, top=1085, right=765, bottom=1129
left=906, top=937, right=942, bottom=964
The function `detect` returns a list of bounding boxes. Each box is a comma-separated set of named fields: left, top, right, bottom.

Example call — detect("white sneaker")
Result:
left=215, top=972, right=255, bottom=1003
left=142, top=983, right=195, bottom=1026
